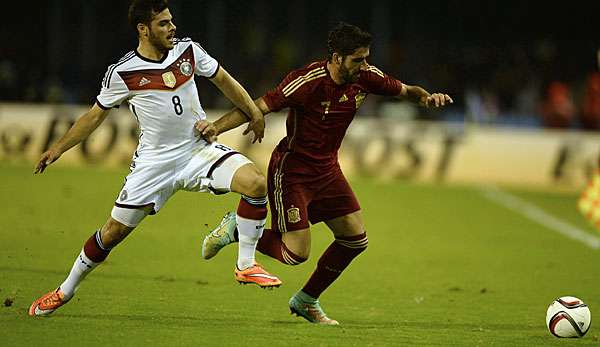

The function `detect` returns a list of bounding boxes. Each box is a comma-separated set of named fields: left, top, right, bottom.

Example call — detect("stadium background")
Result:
left=2, top=0, right=599, bottom=125
left=2, top=1, right=600, bottom=345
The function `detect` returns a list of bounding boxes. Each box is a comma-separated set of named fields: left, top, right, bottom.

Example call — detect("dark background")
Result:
left=2, top=0, right=599, bottom=127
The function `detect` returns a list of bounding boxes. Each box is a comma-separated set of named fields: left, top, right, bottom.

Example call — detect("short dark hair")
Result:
left=327, top=22, right=372, bottom=61
left=128, top=0, right=169, bottom=36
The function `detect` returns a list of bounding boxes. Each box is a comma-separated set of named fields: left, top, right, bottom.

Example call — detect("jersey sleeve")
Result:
left=359, top=65, right=403, bottom=96
left=96, top=68, right=130, bottom=109
left=262, top=70, right=306, bottom=112
left=192, top=41, right=219, bottom=78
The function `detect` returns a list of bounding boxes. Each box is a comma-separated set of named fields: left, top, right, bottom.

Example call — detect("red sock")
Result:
left=83, top=230, right=111, bottom=263
left=302, top=233, right=368, bottom=298
left=257, top=229, right=306, bottom=265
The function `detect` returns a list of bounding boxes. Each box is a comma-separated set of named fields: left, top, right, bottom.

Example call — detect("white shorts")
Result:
left=111, top=142, right=252, bottom=225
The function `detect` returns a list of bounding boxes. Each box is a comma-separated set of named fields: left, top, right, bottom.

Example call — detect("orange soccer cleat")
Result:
left=28, top=288, right=71, bottom=316
left=235, top=263, right=282, bottom=288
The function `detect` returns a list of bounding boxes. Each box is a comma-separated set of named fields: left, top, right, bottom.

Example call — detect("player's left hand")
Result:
left=194, top=120, right=218, bottom=143
left=243, top=117, right=265, bottom=144
left=423, top=93, right=453, bottom=108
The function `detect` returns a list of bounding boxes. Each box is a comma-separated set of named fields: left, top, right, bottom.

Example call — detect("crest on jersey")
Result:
left=287, top=206, right=301, bottom=224
left=178, top=59, right=193, bottom=77
left=119, top=190, right=128, bottom=201
left=355, top=93, right=366, bottom=109
left=162, top=71, right=177, bottom=88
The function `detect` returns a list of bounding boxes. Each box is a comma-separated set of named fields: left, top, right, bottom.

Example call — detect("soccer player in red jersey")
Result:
left=202, top=22, right=453, bottom=324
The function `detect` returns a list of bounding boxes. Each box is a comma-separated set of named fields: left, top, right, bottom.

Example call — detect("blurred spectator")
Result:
left=581, top=73, right=600, bottom=130
left=580, top=50, right=600, bottom=130
left=540, top=81, right=576, bottom=128
left=0, top=59, right=17, bottom=99
left=465, top=88, right=499, bottom=123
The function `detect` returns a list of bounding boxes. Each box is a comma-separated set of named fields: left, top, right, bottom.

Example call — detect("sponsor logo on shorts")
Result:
left=119, top=190, right=128, bottom=201
left=287, top=206, right=301, bottom=224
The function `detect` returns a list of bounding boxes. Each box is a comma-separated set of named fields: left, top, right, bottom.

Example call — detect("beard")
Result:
left=340, top=64, right=360, bottom=83
left=148, top=31, right=171, bottom=53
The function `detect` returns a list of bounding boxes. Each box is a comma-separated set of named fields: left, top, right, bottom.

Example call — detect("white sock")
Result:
left=236, top=215, right=266, bottom=270
left=59, top=250, right=100, bottom=299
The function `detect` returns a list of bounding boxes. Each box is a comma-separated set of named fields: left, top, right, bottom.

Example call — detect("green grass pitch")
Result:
left=1, top=162, right=599, bottom=346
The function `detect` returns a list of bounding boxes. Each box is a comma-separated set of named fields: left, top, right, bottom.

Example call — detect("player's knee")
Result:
left=245, top=172, right=267, bottom=197
left=287, top=244, right=310, bottom=263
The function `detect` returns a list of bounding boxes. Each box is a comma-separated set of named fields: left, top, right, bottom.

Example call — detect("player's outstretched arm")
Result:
left=399, top=84, right=453, bottom=108
left=211, top=97, right=271, bottom=142
left=209, top=67, right=266, bottom=143
left=34, top=103, right=110, bottom=174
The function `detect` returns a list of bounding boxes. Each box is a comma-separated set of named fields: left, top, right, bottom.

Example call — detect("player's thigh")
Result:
left=230, top=162, right=267, bottom=197
left=308, top=172, right=361, bottom=230
left=178, top=143, right=253, bottom=195
left=268, top=177, right=311, bottom=233
left=116, top=159, right=177, bottom=215
left=324, top=210, right=365, bottom=238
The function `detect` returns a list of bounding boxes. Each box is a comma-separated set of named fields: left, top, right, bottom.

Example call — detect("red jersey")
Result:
left=263, top=60, right=403, bottom=172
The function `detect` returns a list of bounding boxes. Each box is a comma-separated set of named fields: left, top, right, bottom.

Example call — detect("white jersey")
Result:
left=96, top=38, right=219, bottom=163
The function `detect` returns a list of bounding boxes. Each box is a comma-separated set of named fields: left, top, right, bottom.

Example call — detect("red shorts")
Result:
left=267, top=152, right=361, bottom=233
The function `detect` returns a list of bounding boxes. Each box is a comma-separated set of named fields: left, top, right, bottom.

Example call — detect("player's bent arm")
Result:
left=209, top=66, right=264, bottom=122
left=50, top=103, right=111, bottom=154
left=213, top=97, right=271, bottom=135
left=397, top=84, right=453, bottom=108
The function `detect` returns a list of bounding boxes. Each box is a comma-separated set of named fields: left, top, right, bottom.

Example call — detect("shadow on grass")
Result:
left=0, top=266, right=209, bottom=285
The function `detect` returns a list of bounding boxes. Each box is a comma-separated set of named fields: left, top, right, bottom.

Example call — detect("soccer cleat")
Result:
left=235, top=263, right=282, bottom=288
left=202, top=211, right=237, bottom=259
left=289, top=295, right=339, bottom=325
left=28, top=288, right=71, bottom=316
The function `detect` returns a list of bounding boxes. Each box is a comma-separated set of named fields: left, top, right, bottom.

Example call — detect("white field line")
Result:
left=480, top=186, right=600, bottom=250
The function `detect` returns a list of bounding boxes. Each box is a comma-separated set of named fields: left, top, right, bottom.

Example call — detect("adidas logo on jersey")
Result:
left=138, top=77, right=151, bottom=86
left=339, top=94, right=348, bottom=102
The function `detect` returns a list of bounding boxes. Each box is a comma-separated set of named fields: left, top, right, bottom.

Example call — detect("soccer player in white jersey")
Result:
left=28, top=0, right=281, bottom=317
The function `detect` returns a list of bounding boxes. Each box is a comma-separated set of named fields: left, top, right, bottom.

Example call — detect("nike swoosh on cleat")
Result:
left=246, top=273, right=280, bottom=280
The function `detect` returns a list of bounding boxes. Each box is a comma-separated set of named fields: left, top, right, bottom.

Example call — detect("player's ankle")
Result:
left=295, top=290, right=317, bottom=303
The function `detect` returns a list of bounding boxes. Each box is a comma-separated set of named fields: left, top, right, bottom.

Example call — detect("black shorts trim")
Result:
left=207, top=151, right=240, bottom=178
left=95, top=98, right=111, bottom=110
left=208, top=64, right=220, bottom=79
left=114, top=202, right=156, bottom=215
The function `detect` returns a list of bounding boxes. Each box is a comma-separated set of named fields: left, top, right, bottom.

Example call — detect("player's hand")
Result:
left=422, top=93, right=453, bottom=108
left=243, top=117, right=265, bottom=144
left=195, top=120, right=218, bottom=143
left=34, top=149, right=61, bottom=174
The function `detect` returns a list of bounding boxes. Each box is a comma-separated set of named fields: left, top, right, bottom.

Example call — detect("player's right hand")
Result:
left=195, top=120, right=218, bottom=143
left=243, top=117, right=265, bottom=143
left=34, top=149, right=61, bottom=174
